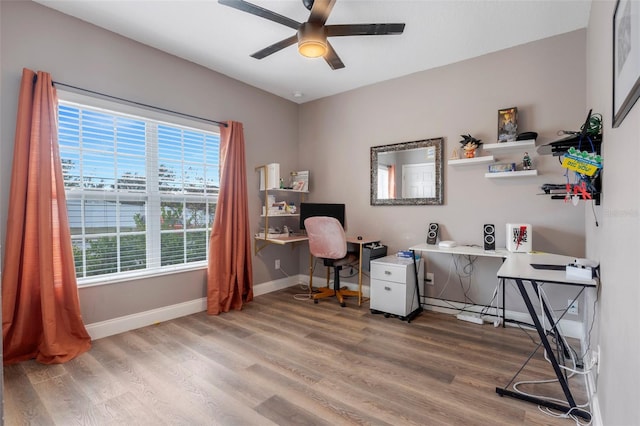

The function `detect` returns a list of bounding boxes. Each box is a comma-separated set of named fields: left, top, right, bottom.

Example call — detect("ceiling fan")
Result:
left=218, top=0, right=406, bottom=70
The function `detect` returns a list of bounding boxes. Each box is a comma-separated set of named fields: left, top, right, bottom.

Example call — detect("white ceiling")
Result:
left=35, top=0, right=592, bottom=104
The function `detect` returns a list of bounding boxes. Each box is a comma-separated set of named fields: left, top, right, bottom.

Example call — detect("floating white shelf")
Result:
left=483, top=139, right=536, bottom=152
left=260, top=188, right=308, bottom=194
left=448, top=155, right=495, bottom=166
left=485, top=170, right=538, bottom=179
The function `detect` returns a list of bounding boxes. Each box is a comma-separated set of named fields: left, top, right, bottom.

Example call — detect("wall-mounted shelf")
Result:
left=483, top=139, right=535, bottom=153
left=254, top=235, right=308, bottom=245
left=255, top=165, right=309, bottom=254
left=265, top=189, right=309, bottom=194
left=448, top=155, right=495, bottom=166
left=485, top=170, right=538, bottom=179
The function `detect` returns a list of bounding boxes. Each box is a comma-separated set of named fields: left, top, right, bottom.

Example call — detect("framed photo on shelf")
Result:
left=613, top=0, right=640, bottom=128
left=290, top=170, right=309, bottom=192
left=498, top=107, right=518, bottom=142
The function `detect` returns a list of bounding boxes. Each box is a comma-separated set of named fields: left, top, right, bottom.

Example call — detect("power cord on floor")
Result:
left=537, top=406, right=592, bottom=426
left=276, top=258, right=319, bottom=301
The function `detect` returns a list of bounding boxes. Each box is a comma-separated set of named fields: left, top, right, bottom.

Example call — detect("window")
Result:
left=57, top=94, right=220, bottom=285
left=377, top=165, right=390, bottom=199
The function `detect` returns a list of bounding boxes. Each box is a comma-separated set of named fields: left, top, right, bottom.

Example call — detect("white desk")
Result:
left=497, top=252, right=597, bottom=287
left=495, top=253, right=597, bottom=421
left=409, top=243, right=509, bottom=259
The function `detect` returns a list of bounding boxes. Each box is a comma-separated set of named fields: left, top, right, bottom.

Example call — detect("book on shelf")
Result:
left=259, top=163, right=280, bottom=190
left=488, top=163, right=516, bottom=173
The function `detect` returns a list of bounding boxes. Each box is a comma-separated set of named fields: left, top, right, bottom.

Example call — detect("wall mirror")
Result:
left=370, top=137, right=444, bottom=206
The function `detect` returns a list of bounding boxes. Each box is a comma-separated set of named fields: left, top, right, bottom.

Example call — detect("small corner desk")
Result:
left=410, top=244, right=598, bottom=420
left=495, top=253, right=597, bottom=421
left=267, top=234, right=379, bottom=306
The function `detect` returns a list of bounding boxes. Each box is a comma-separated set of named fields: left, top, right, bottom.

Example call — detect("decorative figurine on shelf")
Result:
left=522, top=152, right=533, bottom=170
left=450, top=148, right=459, bottom=160
left=459, top=134, right=482, bottom=158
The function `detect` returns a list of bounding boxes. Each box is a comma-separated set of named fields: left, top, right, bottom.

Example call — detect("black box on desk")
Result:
left=362, top=245, right=387, bottom=271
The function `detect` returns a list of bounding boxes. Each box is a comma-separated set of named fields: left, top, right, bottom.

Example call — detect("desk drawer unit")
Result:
left=370, top=255, right=423, bottom=317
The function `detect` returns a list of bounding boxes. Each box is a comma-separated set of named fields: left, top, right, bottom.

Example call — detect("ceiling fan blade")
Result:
left=326, top=23, right=405, bottom=37
left=323, top=41, right=345, bottom=70
left=218, top=0, right=301, bottom=30
left=308, top=0, right=336, bottom=26
left=250, top=35, right=298, bottom=59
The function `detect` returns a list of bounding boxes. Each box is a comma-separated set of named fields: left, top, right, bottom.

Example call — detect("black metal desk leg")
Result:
left=496, top=278, right=590, bottom=421
left=529, top=280, right=576, bottom=359
left=501, top=278, right=506, bottom=327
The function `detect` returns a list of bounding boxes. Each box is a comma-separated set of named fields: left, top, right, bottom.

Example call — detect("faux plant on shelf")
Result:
left=459, top=134, right=482, bottom=158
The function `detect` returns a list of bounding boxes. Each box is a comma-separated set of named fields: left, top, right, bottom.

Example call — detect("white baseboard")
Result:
left=85, top=274, right=305, bottom=340
left=85, top=298, right=208, bottom=340
left=585, top=375, right=602, bottom=426
left=253, top=274, right=306, bottom=296
left=335, top=279, right=370, bottom=297
left=422, top=297, right=583, bottom=339
left=582, top=334, right=602, bottom=426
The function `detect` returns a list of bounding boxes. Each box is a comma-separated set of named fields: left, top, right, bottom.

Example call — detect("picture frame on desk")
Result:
left=498, top=107, right=518, bottom=142
left=613, top=0, right=640, bottom=128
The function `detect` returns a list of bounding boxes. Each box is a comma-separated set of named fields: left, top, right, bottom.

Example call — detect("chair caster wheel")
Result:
left=384, top=313, right=390, bottom=318
left=314, top=299, right=319, bottom=304
left=340, top=302, right=346, bottom=308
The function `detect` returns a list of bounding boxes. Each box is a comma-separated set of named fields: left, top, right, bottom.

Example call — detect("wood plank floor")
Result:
left=4, top=286, right=590, bottom=425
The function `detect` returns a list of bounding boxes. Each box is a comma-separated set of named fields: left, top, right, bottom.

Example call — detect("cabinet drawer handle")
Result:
left=384, top=286, right=391, bottom=291
left=384, top=270, right=391, bottom=275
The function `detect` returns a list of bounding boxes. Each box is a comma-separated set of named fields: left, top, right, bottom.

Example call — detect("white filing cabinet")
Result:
left=370, top=255, right=424, bottom=319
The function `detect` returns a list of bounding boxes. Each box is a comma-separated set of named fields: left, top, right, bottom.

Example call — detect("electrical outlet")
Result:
left=275, top=259, right=280, bottom=270
left=567, top=299, right=578, bottom=315
left=425, top=272, right=435, bottom=285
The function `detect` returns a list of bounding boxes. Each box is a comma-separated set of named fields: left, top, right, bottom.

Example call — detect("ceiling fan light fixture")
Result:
left=298, top=39, right=327, bottom=58
left=297, top=22, right=327, bottom=58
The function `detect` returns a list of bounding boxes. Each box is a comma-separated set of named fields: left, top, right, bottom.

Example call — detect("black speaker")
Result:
left=483, top=224, right=495, bottom=251
left=427, top=223, right=439, bottom=245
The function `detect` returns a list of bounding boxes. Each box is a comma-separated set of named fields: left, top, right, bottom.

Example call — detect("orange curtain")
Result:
left=207, top=121, right=253, bottom=315
left=2, top=69, right=91, bottom=364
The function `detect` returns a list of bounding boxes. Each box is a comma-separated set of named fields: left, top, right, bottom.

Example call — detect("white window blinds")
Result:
left=58, top=98, right=220, bottom=285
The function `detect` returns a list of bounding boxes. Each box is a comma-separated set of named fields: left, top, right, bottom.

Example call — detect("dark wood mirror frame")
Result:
left=370, top=137, right=444, bottom=206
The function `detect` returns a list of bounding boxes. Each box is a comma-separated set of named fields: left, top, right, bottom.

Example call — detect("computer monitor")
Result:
left=299, top=203, right=346, bottom=230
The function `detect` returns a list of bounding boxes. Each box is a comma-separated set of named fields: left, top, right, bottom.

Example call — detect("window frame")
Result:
left=57, top=90, right=220, bottom=287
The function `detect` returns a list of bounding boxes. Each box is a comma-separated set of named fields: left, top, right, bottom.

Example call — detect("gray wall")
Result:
left=298, top=30, right=589, bottom=313
left=586, top=2, right=639, bottom=425
left=0, top=0, right=299, bottom=325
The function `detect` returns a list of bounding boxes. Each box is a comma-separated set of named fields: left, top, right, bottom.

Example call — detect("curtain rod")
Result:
left=52, top=81, right=228, bottom=128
